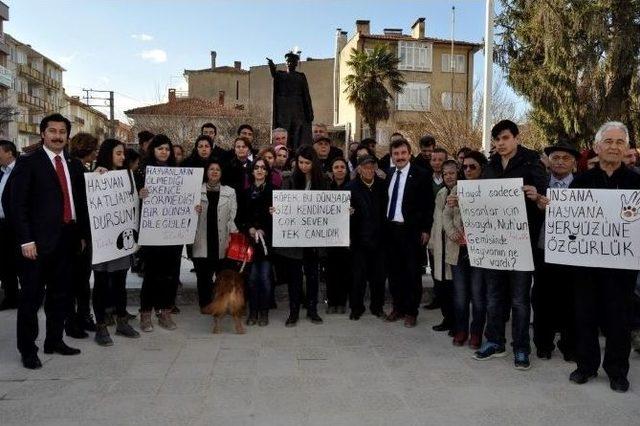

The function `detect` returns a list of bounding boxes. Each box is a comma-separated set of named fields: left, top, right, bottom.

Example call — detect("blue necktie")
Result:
left=388, top=169, right=401, bottom=221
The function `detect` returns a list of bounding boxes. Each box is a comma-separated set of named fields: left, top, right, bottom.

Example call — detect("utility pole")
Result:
left=482, top=0, right=495, bottom=156
left=81, top=88, right=115, bottom=138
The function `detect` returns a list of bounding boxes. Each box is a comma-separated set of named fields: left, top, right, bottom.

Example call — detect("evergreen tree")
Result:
left=496, top=0, right=640, bottom=147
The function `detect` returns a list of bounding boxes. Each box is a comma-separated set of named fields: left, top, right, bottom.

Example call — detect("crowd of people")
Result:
left=0, top=113, right=639, bottom=394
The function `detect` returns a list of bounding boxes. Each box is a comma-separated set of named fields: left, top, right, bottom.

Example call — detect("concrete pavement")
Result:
left=0, top=265, right=638, bottom=425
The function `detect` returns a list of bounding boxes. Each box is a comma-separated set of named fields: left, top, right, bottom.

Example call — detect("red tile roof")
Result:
left=124, top=97, right=245, bottom=118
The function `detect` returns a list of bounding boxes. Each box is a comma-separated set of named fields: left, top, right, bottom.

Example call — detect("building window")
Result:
left=398, top=41, right=432, bottom=72
left=397, top=82, right=430, bottom=111
left=441, top=92, right=466, bottom=111
left=441, top=54, right=466, bottom=73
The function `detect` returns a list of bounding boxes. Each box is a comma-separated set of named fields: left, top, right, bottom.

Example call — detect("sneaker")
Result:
left=514, top=351, right=531, bottom=370
left=140, top=311, right=153, bottom=332
left=94, top=324, right=113, bottom=347
left=473, top=342, right=506, bottom=360
left=158, top=310, right=177, bottom=330
left=116, top=317, right=140, bottom=338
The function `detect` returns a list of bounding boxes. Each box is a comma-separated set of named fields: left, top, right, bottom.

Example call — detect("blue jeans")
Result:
left=248, top=260, right=272, bottom=312
left=451, top=252, right=486, bottom=335
left=484, top=269, right=532, bottom=354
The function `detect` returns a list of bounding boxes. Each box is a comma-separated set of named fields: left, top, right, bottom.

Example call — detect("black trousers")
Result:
left=92, top=269, right=128, bottom=324
left=17, top=225, right=77, bottom=355
left=532, top=250, right=576, bottom=355
left=0, top=219, right=20, bottom=302
left=140, top=245, right=182, bottom=312
left=286, top=250, right=319, bottom=316
left=350, top=245, right=386, bottom=314
left=386, top=223, right=423, bottom=317
left=193, top=257, right=219, bottom=308
left=67, top=248, right=92, bottom=323
left=433, top=278, right=454, bottom=326
left=574, top=268, right=636, bottom=379
left=326, top=248, right=351, bottom=308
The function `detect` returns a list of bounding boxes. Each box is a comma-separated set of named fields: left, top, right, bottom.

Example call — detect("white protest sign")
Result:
left=545, top=188, right=640, bottom=270
left=272, top=190, right=350, bottom=247
left=457, top=178, right=534, bottom=271
left=139, top=166, right=203, bottom=246
left=85, top=170, right=139, bottom=265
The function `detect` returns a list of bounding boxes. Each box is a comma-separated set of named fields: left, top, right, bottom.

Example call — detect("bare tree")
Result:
left=397, top=81, right=547, bottom=155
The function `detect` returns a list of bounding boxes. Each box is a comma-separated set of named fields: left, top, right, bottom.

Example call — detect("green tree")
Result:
left=343, top=44, right=406, bottom=138
left=495, top=0, right=640, bottom=147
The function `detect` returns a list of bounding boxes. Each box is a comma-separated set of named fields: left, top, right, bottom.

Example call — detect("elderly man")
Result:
left=532, top=140, right=580, bottom=361
left=566, top=122, right=640, bottom=393
left=272, top=128, right=288, bottom=147
left=348, top=155, right=387, bottom=320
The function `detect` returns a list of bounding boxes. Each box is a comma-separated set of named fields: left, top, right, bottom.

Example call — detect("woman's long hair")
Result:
left=186, top=135, right=213, bottom=167
left=95, top=138, right=125, bottom=170
left=145, top=134, right=176, bottom=167
left=291, top=145, right=325, bottom=190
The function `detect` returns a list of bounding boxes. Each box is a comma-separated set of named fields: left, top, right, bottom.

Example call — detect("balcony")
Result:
left=18, top=92, right=51, bottom=111
left=17, top=121, right=39, bottom=135
left=0, top=64, right=12, bottom=88
left=44, top=75, right=61, bottom=90
left=0, top=34, right=9, bottom=56
left=18, top=63, right=44, bottom=85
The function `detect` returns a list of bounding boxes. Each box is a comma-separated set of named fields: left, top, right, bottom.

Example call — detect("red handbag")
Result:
left=226, top=232, right=254, bottom=264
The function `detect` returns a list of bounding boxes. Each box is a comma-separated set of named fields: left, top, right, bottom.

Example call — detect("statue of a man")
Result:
left=267, top=52, right=314, bottom=150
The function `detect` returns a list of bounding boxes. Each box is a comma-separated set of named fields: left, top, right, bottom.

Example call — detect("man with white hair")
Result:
left=568, top=121, right=640, bottom=393
left=272, top=128, right=288, bottom=147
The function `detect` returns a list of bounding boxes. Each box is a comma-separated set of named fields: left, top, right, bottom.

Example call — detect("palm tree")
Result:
left=343, top=44, right=406, bottom=139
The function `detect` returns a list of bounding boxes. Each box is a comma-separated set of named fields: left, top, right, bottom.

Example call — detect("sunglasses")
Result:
left=462, top=164, right=478, bottom=171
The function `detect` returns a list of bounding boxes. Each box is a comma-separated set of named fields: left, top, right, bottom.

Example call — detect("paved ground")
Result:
left=0, top=262, right=639, bottom=425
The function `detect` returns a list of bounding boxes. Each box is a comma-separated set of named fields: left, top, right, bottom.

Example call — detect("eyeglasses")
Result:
left=462, top=164, right=478, bottom=171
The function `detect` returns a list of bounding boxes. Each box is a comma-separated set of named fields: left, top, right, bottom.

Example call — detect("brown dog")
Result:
left=201, top=269, right=246, bottom=334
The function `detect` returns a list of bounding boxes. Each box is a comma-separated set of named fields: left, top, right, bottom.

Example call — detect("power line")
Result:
left=82, top=88, right=115, bottom=137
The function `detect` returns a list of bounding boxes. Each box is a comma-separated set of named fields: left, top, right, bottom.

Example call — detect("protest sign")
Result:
left=545, top=188, right=640, bottom=270
left=138, top=166, right=203, bottom=246
left=85, top=170, right=139, bottom=265
left=457, top=178, right=534, bottom=271
left=272, top=190, right=350, bottom=247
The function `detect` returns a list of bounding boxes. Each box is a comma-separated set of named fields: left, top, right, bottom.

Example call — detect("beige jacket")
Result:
left=428, top=186, right=457, bottom=281
left=442, top=184, right=464, bottom=266
left=192, top=184, right=238, bottom=259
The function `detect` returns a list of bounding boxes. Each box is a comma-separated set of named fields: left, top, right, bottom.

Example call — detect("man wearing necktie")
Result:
left=384, top=138, right=434, bottom=328
left=0, top=140, right=19, bottom=310
left=9, top=114, right=89, bottom=369
left=532, top=140, right=580, bottom=362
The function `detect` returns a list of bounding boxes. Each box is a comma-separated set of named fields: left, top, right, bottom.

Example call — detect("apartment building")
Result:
left=6, top=33, right=65, bottom=150
left=336, top=18, right=482, bottom=143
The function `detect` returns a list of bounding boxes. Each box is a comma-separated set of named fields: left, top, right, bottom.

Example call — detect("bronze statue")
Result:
left=267, top=52, right=314, bottom=150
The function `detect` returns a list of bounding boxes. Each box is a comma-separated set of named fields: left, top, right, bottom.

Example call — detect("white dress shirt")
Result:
left=0, top=159, right=15, bottom=219
left=387, top=163, right=410, bottom=222
left=43, top=145, right=77, bottom=220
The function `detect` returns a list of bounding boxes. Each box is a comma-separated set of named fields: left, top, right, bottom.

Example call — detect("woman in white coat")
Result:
left=192, top=159, right=238, bottom=310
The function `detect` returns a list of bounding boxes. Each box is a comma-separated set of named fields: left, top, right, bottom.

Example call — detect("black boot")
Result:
left=246, top=311, right=258, bottom=326
left=258, top=310, right=269, bottom=327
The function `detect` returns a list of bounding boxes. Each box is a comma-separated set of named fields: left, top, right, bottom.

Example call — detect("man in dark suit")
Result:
left=384, top=138, right=434, bottom=327
left=9, top=113, right=89, bottom=369
left=0, top=140, right=19, bottom=310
